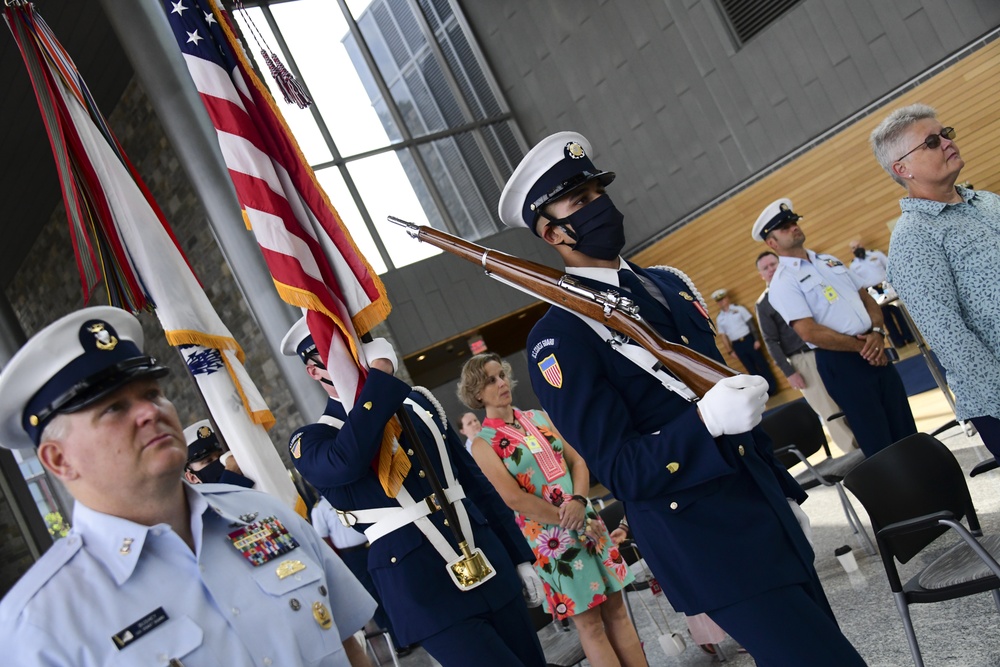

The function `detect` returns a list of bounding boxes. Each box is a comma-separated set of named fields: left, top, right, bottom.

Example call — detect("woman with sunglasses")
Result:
left=871, top=103, right=1000, bottom=461
left=457, top=353, right=647, bottom=667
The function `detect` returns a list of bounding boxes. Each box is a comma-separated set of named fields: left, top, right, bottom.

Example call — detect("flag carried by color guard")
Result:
left=161, top=0, right=410, bottom=495
left=4, top=2, right=303, bottom=513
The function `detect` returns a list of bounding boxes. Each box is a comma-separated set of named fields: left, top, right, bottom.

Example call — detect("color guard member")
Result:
left=500, top=131, right=867, bottom=666
left=281, top=319, right=546, bottom=667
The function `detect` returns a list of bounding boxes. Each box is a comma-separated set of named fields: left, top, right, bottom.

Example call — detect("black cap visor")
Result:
left=30, top=358, right=169, bottom=430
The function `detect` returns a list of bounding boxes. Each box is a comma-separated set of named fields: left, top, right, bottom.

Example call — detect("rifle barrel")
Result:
left=387, top=217, right=734, bottom=397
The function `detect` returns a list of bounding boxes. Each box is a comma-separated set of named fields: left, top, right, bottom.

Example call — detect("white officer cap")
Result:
left=280, top=316, right=317, bottom=363
left=0, top=306, right=168, bottom=449
left=184, top=419, right=222, bottom=464
left=751, top=198, right=802, bottom=242
left=711, top=289, right=728, bottom=301
left=280, top=316, right=398, bottom=372
left=498, top=131, right=615, bottom=233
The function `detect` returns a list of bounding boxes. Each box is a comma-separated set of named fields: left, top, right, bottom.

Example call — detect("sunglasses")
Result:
left=895, top=127, right=956, bottom=162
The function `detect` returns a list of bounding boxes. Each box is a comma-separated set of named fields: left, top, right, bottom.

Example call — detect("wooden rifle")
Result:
left=387, top=217, right=734, bottom=398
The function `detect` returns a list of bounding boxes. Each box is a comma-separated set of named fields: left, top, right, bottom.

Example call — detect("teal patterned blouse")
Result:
left=887, top=187, right=1000, bottom=420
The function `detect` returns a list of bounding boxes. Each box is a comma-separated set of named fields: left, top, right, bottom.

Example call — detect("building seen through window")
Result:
left=235, top=0, right=526, bottom=272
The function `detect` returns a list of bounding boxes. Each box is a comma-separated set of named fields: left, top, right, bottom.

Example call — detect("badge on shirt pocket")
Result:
left=822, top=285, right=840, bottom=303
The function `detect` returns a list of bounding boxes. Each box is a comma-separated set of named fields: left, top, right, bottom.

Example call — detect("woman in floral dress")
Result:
left=458, top=353, right=647, bottom=667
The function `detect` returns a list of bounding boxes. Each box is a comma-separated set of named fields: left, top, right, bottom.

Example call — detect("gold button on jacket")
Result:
left=738, top=445, right=745, bottom=456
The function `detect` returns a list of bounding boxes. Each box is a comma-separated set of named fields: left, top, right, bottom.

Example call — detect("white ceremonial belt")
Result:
left=340, top=486, right=467, bottom=543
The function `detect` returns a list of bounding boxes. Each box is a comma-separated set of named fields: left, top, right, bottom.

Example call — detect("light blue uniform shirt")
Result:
left=887, top=187, right=1000, bottom=421
left=768, top=249, right=871, bottom=348
left=0, top=483, right=375, bottom=667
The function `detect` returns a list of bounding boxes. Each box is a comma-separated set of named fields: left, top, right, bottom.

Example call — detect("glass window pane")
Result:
left=341, top=152, right=441, bottom=270
left=269, top=0, right=403, bottom=156
left=231, top=7, right=334, bottom=165
left=313, top=166, right=391, bottom=275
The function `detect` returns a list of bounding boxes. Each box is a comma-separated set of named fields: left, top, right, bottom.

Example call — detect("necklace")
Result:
left=503, top=418, right=521, bottom=429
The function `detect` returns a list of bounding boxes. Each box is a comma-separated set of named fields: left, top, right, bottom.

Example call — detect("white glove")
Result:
left=361, top=337, right=397, bottom=375
left=517, top=562, right=544, bottom=607
left=697, top=374, right=769, bottom=437
left=787, top=499, right=814, bottom=550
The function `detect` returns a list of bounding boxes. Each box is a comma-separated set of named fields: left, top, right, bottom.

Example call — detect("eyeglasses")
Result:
left=895, top=127, right=956, bottom=162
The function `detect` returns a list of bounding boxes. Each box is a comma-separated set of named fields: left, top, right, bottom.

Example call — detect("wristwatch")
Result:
left=871, top=326, right=888, bottom=337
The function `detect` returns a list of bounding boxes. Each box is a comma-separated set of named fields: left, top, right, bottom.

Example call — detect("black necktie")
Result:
left=618, top=269, right=676, bottom=337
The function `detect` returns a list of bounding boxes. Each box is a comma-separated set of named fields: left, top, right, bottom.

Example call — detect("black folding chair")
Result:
left=760, top=400, right=875, bottom=555
left=843, top=433, right=1000, bottom=667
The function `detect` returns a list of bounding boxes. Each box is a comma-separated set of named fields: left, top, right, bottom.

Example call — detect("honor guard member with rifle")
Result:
left=754, top=198, right=916, bottom=457
left=499, top=132, right=867, bottom=666
left=281, top=318, right=547, bottom=667
left=0, top=307, right=376, bottom=667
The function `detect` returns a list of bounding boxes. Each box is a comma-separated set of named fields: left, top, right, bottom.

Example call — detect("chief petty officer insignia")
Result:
left=228, top=515, right=300, bottom=566
left=88, top=322, right=118, bottom=351
left=538, top=354, right=563, bottom=388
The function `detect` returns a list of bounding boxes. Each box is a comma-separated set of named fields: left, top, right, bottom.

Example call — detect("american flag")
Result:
left=162, top=0, right=409, bottom=494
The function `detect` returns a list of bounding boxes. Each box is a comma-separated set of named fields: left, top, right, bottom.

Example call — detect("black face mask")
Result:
left=192, top=459, right=225, bottom=484
left=853, top=247, right=867, bottom=259
left=550, top=195, right=626, bottom=261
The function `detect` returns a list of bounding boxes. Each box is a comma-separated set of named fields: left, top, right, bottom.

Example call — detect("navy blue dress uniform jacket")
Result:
left=288, top=370, right=534, bottom=645
left=526, top=263, right=812, bottom=614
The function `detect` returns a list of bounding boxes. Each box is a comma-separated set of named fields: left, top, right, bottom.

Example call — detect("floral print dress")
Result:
left=479, top=409, right=632, bottom=619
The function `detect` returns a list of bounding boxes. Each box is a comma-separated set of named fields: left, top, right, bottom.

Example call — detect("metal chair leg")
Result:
left=836, top=483, right=877, bottom=555
left=893, top=593, right=924, bottom=667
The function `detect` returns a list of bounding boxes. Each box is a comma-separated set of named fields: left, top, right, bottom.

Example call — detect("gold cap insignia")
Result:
left=197, top=426, right=212, bottom=439
left=89, top=323, right=118, bottom=351
left=565, top=141, right=586, bottom=159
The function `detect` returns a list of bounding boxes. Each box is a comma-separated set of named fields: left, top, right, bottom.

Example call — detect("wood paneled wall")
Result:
left=631, top=39, right=1000, bottom=385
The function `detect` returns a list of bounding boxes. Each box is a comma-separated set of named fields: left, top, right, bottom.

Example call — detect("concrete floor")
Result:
left=380, top=381, right=1000, bottom=667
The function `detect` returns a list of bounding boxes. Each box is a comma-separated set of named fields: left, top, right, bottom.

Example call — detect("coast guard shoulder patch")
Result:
left=538, top=354, right=563, bottom=388
left=289, top=433, right=302, bottom=459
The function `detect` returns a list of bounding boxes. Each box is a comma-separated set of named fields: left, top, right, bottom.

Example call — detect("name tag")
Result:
left=823, top=286, right=839, bottom=303
left=523, top=435, right=544, bottom=454
left=112, top=607, right=169, bottom=650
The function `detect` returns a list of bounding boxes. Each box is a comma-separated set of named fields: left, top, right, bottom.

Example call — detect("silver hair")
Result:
left=870, top=103, right=938, bottom=187
left=39, top=413, right=69, bottom=444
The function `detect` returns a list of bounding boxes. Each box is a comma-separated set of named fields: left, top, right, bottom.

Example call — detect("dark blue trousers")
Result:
left=710, top=583, right=867, bottom=666
left=733, top=336, right=778, bottom=395
left=418, top=594, right=546, bottom=667
left=815, top=349, right=916, bottom=457
left=338, top=547, right=399, bottom=645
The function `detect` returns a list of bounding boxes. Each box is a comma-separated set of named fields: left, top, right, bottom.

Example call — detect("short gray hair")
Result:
left=39, top=413, right=69, bottom=444
left=870, top=103, right=937, bottom=187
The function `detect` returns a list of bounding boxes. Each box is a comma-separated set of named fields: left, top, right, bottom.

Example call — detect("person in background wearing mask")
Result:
left=499, top=131, right=867, bottom=666
left=182, top=419, right=254, bottom=488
